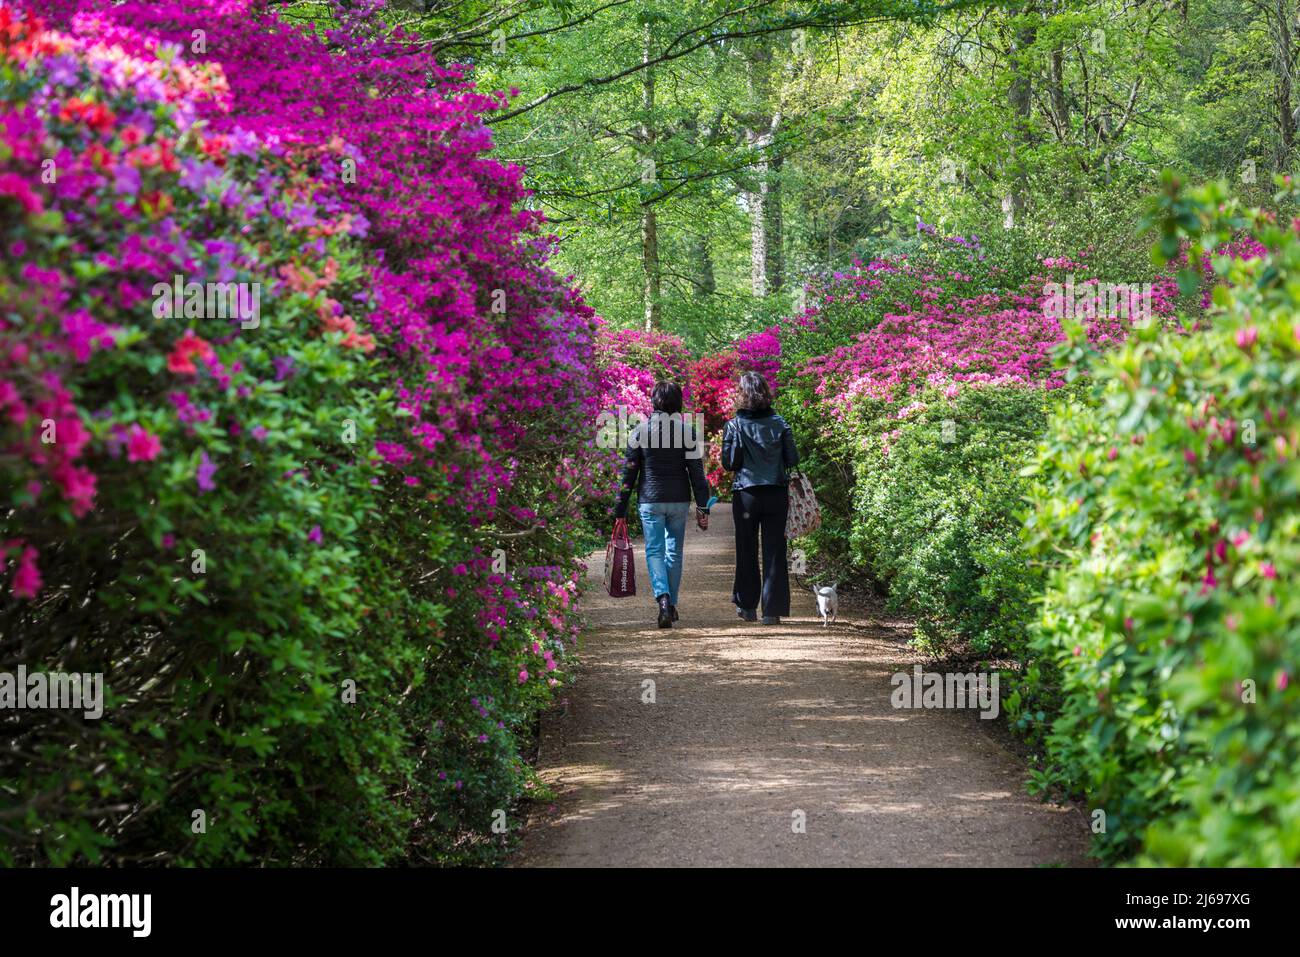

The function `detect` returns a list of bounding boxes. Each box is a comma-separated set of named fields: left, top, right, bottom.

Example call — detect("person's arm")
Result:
left=685, top=429, right=711, bottom=509
left=782, top=421, right=800, bottom=470
left=721, top=419, right=743, bottom=471
left=613, top=435, right=642, bottom=519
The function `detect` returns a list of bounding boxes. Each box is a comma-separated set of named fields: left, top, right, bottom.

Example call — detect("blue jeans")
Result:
left=638, top=501, right=690, bottom=606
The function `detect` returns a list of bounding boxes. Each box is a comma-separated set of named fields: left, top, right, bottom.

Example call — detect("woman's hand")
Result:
left=696, top=508, right=709, bottom=531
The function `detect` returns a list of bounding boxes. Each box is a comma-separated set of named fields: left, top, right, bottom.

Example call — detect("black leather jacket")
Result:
left=722, top=408, right=799, bottom=489
left=614, top=413, right=712, bottom=518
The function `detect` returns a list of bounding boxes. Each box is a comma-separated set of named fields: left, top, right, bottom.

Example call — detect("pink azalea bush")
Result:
left=1, top=0, right=602, bottom=865
left=798, top=257, right=1178, bottom=423
left=779, top=227, right=1182, bottom=655
left=586, top=323, right=693, bottom=527
left=593, top=323, right=691, bottom=419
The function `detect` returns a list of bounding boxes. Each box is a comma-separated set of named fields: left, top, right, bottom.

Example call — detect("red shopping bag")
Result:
left=603, top=518, right=637, bottom=598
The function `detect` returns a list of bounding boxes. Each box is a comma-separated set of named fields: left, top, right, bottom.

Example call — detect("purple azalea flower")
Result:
left=228, top=127, right=260, bottom=157
left=114, top=164, right=141, bottom=196
left=180, top=157, right=222, bottom=194
left=196, top=451, right=217, bottom=493
left=46, top=55, right=80, bottom=87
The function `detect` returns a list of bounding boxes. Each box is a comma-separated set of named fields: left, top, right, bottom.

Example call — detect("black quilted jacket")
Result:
left=613, top=413, right=712, bottom=518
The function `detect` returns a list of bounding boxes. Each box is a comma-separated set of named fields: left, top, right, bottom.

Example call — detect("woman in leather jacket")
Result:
left=721, top=371, right=799, bottom=624
left=614, top=382, right=712, bottom=629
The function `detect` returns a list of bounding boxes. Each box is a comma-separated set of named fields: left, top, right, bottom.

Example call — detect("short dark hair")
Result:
left=651, top=381, right=683, bottom=414
left=736, top=371, right=773, bottom=411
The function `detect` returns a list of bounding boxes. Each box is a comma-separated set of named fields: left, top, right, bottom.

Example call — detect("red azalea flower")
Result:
left=130, top=145, right=159, bottom=168
left=200, top=134, right=229, bottom=166
left=156, top=137, right=179, bottom=173
left=141, top=190, right=174, bottom=217
left=167, top=331, right=215, bottom=375
left=83, top=142, right=113, bottom=171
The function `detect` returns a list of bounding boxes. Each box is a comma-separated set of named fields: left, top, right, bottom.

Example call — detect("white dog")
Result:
left=813, top=583, right=838, bottom=627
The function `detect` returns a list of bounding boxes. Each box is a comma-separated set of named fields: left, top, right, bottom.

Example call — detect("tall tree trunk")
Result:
left=1047, top=45, right=1070, bottom=145
left=1003, top=15, right=1037, bottom=228
left=642, top=207, right=660, bottom=332
left=691, top=234, right=716, bottom=298
left=1047, top=44, right=1084, bottom=192
left=766, top=152, right=784, bottom=294
left=745, top=44, right=777, bottom=297
left=1275, top=0, right=1295, bottom=170
left=640, top=20, right=660, bottom=331
left=749, top=163, right=768, bottom=296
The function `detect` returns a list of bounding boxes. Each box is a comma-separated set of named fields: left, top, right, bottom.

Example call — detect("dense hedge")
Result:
left=1, top=2, right=599, bottom=865
left=779, top=191, right=1296, bottom=863
left=845, top=384, right=1053, bottom=656
left=1022, top=177, right=1300, bottom=864
left=781, top=227, right=1176, bottom=658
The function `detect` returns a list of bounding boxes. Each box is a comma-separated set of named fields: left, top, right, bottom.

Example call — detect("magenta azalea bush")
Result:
left=1, top=0, right=603, bottom=865
left=594, top=323, right=691, bottom=419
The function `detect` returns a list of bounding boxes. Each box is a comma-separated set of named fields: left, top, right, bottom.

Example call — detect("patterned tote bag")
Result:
left=785, top=472, right=822, bottom=539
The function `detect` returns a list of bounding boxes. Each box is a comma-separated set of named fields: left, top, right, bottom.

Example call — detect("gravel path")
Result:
left=513, top=508, right=1092, bottom=867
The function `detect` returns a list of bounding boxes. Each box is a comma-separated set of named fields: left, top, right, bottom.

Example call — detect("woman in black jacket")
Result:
left=614, top=382, right=712, bottom=629
left=722, top=371, right=799, bottom=625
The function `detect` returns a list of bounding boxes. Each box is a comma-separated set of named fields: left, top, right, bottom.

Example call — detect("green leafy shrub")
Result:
left=1022, top=175, right=1300, bottom=864
left=847, top=385, right=1054, bottom=658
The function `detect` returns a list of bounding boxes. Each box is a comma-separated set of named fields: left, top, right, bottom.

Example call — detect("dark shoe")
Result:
left=737, top=606, right=757, bottom=622
left=762, top=616, right=781, bottom=625
left=670, top=605, right=679, bottom=622
left=656, top=594, right=673, bottom=629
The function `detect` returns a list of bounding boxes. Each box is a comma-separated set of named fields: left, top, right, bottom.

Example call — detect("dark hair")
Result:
left=736, top=371, right=773, bottom=411
left=651, top=380, right=683, bottom=414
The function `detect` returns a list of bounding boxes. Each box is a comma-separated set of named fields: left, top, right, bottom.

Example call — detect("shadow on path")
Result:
left=512, top=508, right=1091, bottom=867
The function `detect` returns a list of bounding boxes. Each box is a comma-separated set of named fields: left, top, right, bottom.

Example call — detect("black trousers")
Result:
left=731, top=485, right=790, bottom=616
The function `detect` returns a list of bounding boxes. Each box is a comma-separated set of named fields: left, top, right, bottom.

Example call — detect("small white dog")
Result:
left=813, top=583, right=839, bottom=627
